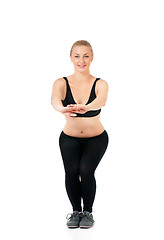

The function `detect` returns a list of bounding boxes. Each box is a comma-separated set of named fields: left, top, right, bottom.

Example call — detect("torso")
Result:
left=61, top=75, right=105, bottom=138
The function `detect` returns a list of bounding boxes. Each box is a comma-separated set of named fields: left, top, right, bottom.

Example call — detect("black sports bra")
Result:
left=61, top=77, right=101, bottom=117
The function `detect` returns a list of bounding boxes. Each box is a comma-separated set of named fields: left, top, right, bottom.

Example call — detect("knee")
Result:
left=79, top=164, right=93, bottom=177
left=65, top=165, right=79, bottom=179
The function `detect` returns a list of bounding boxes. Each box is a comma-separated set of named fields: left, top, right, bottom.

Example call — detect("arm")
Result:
left=51, top=79, right=64, bottom=113
left=51, top=79, right=77, bottom=117
left=85, top=79, right=109, bottom=111
left=67, top=80, right=109, bottom=113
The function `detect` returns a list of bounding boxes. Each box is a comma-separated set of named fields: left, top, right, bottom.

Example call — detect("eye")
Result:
left=85, top=56, right=89, bottom=57
left=75, top=56, right=79, bottom=57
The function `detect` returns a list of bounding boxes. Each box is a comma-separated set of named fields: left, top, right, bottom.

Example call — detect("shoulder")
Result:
left=52, top=77, right=66, bottom=89
left=51, top=77, right=66, bottom=93
left=53, top=77, right=65, bottom=85
left=96, top=79, right=109, bottom=101
left=51, top=78, right=66, bottom=100
left=97, top=78, right=109, bottom=89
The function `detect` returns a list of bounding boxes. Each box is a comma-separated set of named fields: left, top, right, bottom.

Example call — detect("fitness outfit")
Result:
left=59, top=77, right=109, bottom=213
left=61, top=76, right=101, bottom=117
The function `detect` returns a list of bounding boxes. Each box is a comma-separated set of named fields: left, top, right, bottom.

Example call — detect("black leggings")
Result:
left=59, top=130, right=109, bottom=213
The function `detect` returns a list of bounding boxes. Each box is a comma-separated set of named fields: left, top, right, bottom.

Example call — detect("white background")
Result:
left=0, top=0, right=164, bottom=239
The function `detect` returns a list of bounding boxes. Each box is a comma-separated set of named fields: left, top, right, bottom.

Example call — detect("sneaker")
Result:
left=66, top=211, right=81, bottom=228
left=79, top=211, right=95, bottom=228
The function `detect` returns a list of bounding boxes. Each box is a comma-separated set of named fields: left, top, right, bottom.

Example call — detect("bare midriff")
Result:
left=63, top=114, right=105, bottom=138
left=61, top=75, right=105, bottom=138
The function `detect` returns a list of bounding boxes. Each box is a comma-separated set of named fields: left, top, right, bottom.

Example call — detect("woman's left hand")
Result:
left=66, top=104, right=88, bottom=114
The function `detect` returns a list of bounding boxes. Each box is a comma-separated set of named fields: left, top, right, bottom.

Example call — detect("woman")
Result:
left=51, top=40, right=109, bottom=229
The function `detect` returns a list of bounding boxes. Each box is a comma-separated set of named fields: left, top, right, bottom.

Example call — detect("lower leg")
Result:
left=81, top=173, right=96, bottom=212
left=65, top=174, right=82, bottom=212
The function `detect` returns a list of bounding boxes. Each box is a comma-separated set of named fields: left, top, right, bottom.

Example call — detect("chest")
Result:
left=65, top=80, right=99, bottom=105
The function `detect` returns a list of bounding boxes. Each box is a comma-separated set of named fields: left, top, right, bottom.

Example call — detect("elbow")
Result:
left=101, top=100, right=107, bottom=108
left=102, top=97, right=107, bottom=107
left=101, top=98, right=106, bottom=107
left=51, top=98, right=56, bottom=107
left=51, top=100, right=56, bottom=110
left=103, top=100, right=107, bottom=106
left=98, top=96, right=106, bottom=106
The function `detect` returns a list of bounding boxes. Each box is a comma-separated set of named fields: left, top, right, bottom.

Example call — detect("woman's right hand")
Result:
left=60, top=106, right=77, bottom=117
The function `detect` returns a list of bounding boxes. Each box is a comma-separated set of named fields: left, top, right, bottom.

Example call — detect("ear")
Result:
left=70, top=55, right=73, bottom=62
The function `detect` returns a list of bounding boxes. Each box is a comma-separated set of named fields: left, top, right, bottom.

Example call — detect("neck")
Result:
left=72, top=69, right=92, bottom=82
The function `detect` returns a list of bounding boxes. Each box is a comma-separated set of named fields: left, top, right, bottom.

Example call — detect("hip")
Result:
left=59, top=129, right=109, bottom=147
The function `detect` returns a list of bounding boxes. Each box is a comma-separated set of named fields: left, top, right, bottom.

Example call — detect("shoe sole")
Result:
left=79, top=223, right=94, bottom=229
left=67, top=225, right=79, bottom=229
left=80, top=226, right=93, bottom=229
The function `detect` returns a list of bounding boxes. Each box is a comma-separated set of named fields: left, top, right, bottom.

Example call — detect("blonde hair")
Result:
left=70, top=40, right=93, bottom=56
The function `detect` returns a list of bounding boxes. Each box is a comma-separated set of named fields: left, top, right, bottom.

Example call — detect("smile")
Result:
left=78, top=65, right=86, bottom=68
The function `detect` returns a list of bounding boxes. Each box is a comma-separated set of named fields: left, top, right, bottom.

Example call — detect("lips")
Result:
left=78, top=65, right=86, bottom=68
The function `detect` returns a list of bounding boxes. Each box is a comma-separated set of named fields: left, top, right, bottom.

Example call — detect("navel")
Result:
left=81, top=131, right=83, bottom=134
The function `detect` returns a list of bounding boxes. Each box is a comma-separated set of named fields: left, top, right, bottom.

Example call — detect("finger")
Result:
left=68, top=106, right=78, bottom=109
left=67, top=106, right=76, bottom=109
left=70, top=113, right=77, bottom=116
left=67, top=104, right=75, bottom=107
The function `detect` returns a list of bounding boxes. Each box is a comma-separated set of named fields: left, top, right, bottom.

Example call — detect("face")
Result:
left=70, top=46, right=93, bottom=72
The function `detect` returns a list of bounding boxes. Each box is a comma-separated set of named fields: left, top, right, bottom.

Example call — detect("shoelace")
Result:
left=66, top=212, right=79, bottom=221
left=82, top=212, right=94, bottom=223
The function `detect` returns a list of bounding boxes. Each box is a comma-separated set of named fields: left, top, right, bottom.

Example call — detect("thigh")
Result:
left=80, top=130, right=109, bottom=173
left=59, top=132, right=83, bottom=174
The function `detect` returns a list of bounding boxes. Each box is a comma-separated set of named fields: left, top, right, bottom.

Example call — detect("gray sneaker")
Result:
left=66, top=211, right=80, bottom=228
left=79, top=211, right=95, bottom=228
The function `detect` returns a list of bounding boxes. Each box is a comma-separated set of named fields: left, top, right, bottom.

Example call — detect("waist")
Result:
left=64, top=115, right=102, bottom=127
left=63, top=119, right=104, bottom=138
left=61, top=129, right=107, bottom=140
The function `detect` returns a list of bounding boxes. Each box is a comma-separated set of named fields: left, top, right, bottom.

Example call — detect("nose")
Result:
left=79, top=58, right=85, bottom=63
